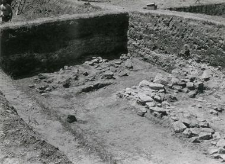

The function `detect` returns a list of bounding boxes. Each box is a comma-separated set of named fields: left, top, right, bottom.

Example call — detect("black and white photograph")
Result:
left=0, top=0, right=225, bottom=163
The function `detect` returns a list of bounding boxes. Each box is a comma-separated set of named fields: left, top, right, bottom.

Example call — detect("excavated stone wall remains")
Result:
left=0, top=11, right=128, bottom=77
left=128, top=10, right=225, bottom=68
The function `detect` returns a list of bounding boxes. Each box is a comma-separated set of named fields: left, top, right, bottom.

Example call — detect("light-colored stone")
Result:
left=153, top=73, right=169, bottom=85
left=201, top=70, right=211, bottom=81
left=208, top=148, right=219, bottom=155
left=217, top=139, right=225, bottom=148
left=173, top=121, right=187, bottom=133
left=201, top=128, right=215, bottom=134
left=146, top=102, right=156, bottom=108
left=198, top=132, right=212, bottom=140
left=137, top=107, right=147, bottom=117
left=138, top=93, right=153, bottom=103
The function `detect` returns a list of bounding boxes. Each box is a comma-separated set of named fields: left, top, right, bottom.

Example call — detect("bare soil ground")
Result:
left=4, top=51, right=225, bottom=164
left=1, top=0, right=225, bottom=164
left=0, top=91, right=72, bottom=164
left=11, top=0, right=102, bottom=22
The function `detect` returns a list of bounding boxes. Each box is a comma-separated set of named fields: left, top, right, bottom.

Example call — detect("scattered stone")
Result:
left=172, top=85, right=183, bottom=91
left=183, top=128, right=192, bottom=138
left=38, top=74, right=47, bottom=80
left=119, top=70, right=129, bottom=77
left=146, top=102, right=156, bottom=108
left=165, top=94, right=178, bottom=102
left=201, top=70, right=211, bottom=81
left=138, top=93, right=154, bottom=103
left=153, top=95, right=161, bottom=102
left=189, top=128, right=201, bottom=136
left=149, top=83, right=165, bottom=90
left=190, top=137, right=200, bottom=143
left=153, top=73, right=169, bottom=85
left=101, top=71, right=114, bottom=79
left=199, top=121, right=209, bottom=128
left=125, top=59, right=133, bottom=69
left=210, top=109, right=218, bottom=115
left=201, top=128, right=214, bottom=134
left=186, top=82, right=195, bottom=90
left=29, top=85, right=35, bottom=88
left=150, top=107, right=167, bottom=114
left=62, top=78, right=71, bottom=88
left=208, top=148, right=219, bottom=155
left=173, top=121, right=187, bottom=133
left=219, top=154, right=225, bottom=161
left=153, top=112, right=162, bottom=118
left=188, top=90, right=197, bottom=98
left=217, top=139, right=225, bottom=148
left=137, top=107, right=147, bottom=117
left=198, top=132, right=212, bottom=140
left=67, top=115, right=77, bottom=123
left=213, top=132, right=221, bottom=139
left=171, top=77, right=180, bottom=85
left=218, top=148, right=225, bottom=154
left=139, top=80, right=164, bottom=90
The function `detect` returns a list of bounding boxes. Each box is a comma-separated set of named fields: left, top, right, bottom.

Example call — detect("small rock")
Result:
left=190, top=137, right=200, bottom=143
left=153, top=112, right=162, bottom=118
left=153, top=95, right=161, bottom=102
left=188, top=90, right=197, bottom=98
left=138, top=93, right=154, bottom=104
left=102, top=71, right=114, bottom=79
left=198, top=132, right=212, bottom=140
left=119, top=70, right=129, bottom=77
left=219, top=154, right=225, bottom=161
left=62, top=78, right=71, bottom=88
left=153, top=73, right=169, bottom=85
left=172, top=85, right=183, bottom=91
left=171, top=77, right=180, bottom=85
left=150, top=107, right=167, bottom=114
left=149, top=83, right=165, bottom=90
left=67, top=115, right=77, bottom=123
left=146, top=102, right=156, bottom=108
left=217, top=139, right=225, bottom=148
left=139, top=80, right=164, bottom=90
left=208, top=148, right=219, bottom=155
left=189, top=128, right=201, bottom=136
left=218, top=148, right=225, bottom=154
left=186, top=82, right=195, bottom=90
left=173, top=121, right=187, bottom=133
left=183, top=128, right=192, bottom=138
left=29, top=85, right=35, bottom=88
left=165, top=94, right=178, bottom=102
left=201, top=70, right=211, bottom=81
left=201, top=128, right=214, bottom=134
left=199, top=121, right=209, bottom=128
left=137, top=107, right=147, bottom=117
left=213, top=132, right=221, bottom=139
left=125, top=59, right=133, bottom=69
left=210, top=109, right=218, bottom=115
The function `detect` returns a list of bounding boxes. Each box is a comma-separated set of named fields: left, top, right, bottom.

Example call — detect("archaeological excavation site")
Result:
left=0, top=0, right=225, bottom=163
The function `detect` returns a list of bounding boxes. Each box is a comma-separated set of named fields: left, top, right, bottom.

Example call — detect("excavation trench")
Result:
left=0, top=4, right=225, bottom=164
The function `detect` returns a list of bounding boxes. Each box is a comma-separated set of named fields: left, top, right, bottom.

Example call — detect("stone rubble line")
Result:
left=116, top=73, right=225, bottom=162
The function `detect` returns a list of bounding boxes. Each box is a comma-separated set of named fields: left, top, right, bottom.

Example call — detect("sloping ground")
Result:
left=0, top=91, right=72, bottom=164
left=11, top=0, right=102, bottom=21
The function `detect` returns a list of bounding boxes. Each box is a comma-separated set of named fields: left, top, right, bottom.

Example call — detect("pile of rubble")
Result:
left=116, top=71, right=225, bottom=161
left=29, top=55, right=133, bottom=95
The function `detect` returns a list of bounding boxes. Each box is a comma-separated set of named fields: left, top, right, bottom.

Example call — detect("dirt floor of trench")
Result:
left=0, top=51, right=225, bottom=164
